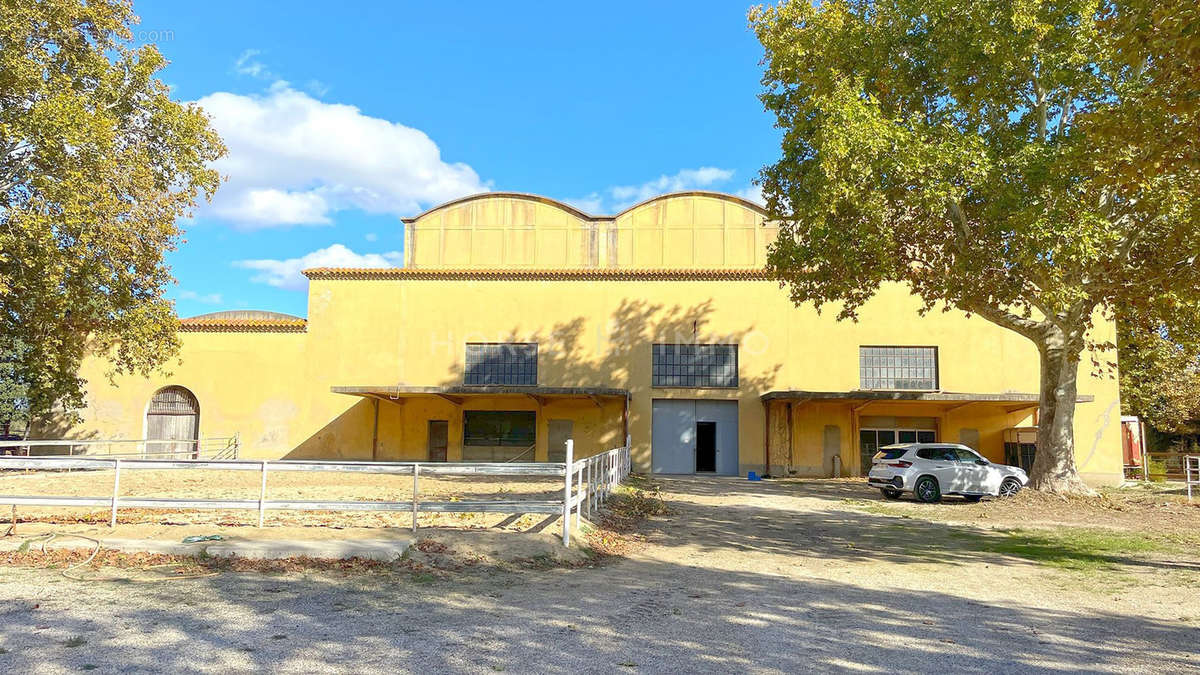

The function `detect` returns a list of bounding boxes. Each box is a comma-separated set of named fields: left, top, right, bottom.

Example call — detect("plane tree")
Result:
left=0, top=0, right=225, bottom=423
left=750, top=1, right=1200, bottom=493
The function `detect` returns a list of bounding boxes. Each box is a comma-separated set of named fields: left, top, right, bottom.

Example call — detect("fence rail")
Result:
left=0, top=438, right=633, bottom=546
left=0, top=436, right=240, bottom=461
left=1187, top=455, right=1199, bottom=502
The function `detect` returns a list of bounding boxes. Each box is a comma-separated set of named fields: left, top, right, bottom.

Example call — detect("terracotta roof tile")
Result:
left=179, top=317, right=307, bottom=333
left=302, top=267, right=775, bottom=281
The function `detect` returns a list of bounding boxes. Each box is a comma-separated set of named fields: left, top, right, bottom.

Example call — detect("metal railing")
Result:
left=0, top=437, right=633, bottom=546
left=0, top=436, right=240, bottom=461
left=1187, top=456, right=1199, bottom=502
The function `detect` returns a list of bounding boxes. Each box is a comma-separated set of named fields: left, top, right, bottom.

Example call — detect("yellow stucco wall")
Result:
left=61, top=192, right=1123, bottom=485
left=403, top=192, right=780, bottom=269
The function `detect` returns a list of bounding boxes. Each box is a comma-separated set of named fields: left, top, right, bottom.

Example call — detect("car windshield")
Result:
left=875, top=448, right=909, bottom=461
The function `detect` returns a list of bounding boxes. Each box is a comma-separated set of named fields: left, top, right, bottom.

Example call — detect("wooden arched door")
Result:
left=146, top=386, right=199, bottom=458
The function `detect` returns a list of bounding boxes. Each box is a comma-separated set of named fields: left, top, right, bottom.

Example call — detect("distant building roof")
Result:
left=180, top=310, right=306, bottom=333
left=398, top=190, right=768, bottom=224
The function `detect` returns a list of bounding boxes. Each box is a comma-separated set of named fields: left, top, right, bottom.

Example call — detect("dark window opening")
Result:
left=1005, top=442, right=1036, bottom=471
left=465, top=343, right=537, bottom=386
left=695, top=421, right=717, bottom=472
left=463, top=411, right=536, bottom=447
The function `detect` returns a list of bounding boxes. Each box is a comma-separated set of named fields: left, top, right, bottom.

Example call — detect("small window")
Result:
left=652, top=344, right=738, bottom=388
left=465, top=343, right=537, bottom=386
left=859, top=346, right=938, bottom=390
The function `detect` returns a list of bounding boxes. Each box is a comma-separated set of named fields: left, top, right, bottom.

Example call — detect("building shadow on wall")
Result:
left=284, top=399, right=375, bottom=460
left=280, top=298, right=783, bottom=461
left=426, top=298, right=783, bottom=456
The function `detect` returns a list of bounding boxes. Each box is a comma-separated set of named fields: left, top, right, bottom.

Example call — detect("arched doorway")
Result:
left=146, top=386, right=199, bottom=458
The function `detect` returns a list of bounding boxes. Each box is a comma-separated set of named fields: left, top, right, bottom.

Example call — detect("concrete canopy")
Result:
left=331, top=385, right=629, bottom=406
left=760, top=390, right=1094, bottom=415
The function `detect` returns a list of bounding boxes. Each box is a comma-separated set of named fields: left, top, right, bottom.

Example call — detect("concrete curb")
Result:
left=205, top=538, right=413, bottom=561
left=0, top=536, right=413, bottom=561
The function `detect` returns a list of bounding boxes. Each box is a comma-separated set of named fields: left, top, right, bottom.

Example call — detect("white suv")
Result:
left=866, top=443, right=1028, bottom=503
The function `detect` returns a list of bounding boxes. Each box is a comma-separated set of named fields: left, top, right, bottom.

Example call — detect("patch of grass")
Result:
left=955, top=528, right=1175, bottom=572
left=839, top=498, right=911, bottom=517
left=63, top=636, right=87, bottom=648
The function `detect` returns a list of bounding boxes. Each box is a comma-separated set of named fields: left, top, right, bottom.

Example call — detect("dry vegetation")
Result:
left=585, top=474, right=671, bottom=558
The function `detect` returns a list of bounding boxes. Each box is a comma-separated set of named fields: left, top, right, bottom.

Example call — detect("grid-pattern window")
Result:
left=652, top=344, right=738, bottom=388
left=859, top=346, right=938, bottom=390
left=465, top=343, right=537, bottom=386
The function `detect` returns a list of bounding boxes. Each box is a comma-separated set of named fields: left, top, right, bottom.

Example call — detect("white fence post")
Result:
left=109, top=459, right=121, bottom=527
left=257, top=460, right=268, bottom=527
left=575, top=456, right=583, bottom=529
left=562, top=440, right=573, bottom=546
left=412, top=463, right=421, bottom=533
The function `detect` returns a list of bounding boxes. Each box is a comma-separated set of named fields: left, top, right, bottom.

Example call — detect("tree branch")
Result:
left=960, top=297, right=1046, bottom=341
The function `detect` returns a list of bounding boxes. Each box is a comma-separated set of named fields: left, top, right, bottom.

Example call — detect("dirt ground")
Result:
left=0, top=476, right=1198, bottom=673
left=0, top=469, right=563, bottom=532
left=807, top=477, right=1200, bottom=534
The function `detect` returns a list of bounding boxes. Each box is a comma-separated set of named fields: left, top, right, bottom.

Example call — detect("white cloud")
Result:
left=219, top=188, right=331, bottom=226
left=233, top=49, right=273, bottom=79
left=234, top=244, right=402, bottom=291
left=364, top=232, right=378, bottom=242
left=196, top=82, right=488, bottom=228
left=565, top=167, right=737, bottom=213
left=177, top=290, right=224, bottom=304
left=736, top=184, right=765, bottom=205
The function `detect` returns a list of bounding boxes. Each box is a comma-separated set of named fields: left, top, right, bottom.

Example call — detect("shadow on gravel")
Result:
left=1, top=475, right=1196, bottom=673
left=2, top=559, right=1194, bottom=672
left=641, top=476, right=1198, bottom=573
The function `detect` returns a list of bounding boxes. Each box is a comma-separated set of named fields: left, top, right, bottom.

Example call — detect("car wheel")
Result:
left=880, top=488, right=902, bottom=500
left=999, top=477, right=1023, bottom=497
left=914, top=476, right=941, bottom=503
left=963, top=494, right=984, bottom=503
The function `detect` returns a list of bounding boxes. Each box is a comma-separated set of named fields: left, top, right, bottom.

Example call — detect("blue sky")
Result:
left=133, top=1, right=780, bottom=317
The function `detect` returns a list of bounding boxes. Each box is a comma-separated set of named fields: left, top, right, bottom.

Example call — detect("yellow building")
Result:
left=63, top=191, right=1124, bottom=485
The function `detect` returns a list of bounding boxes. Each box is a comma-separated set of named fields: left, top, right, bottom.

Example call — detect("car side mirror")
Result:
left=975, top=459, right=989, bottom=466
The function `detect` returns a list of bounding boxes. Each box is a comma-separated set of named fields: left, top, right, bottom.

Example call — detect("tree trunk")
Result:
left=1029, top=327, right=1095, bottom=495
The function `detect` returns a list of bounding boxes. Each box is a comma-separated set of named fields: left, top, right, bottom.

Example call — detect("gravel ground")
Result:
left=1, top=476, right=1198, bottom=674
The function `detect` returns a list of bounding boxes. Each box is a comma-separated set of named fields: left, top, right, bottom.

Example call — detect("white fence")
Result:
left=0, top=439, right=632, bottom=547
left=0, top=436, right=240, bottom=460
left=1187, top=455, right=1199, bottom=502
